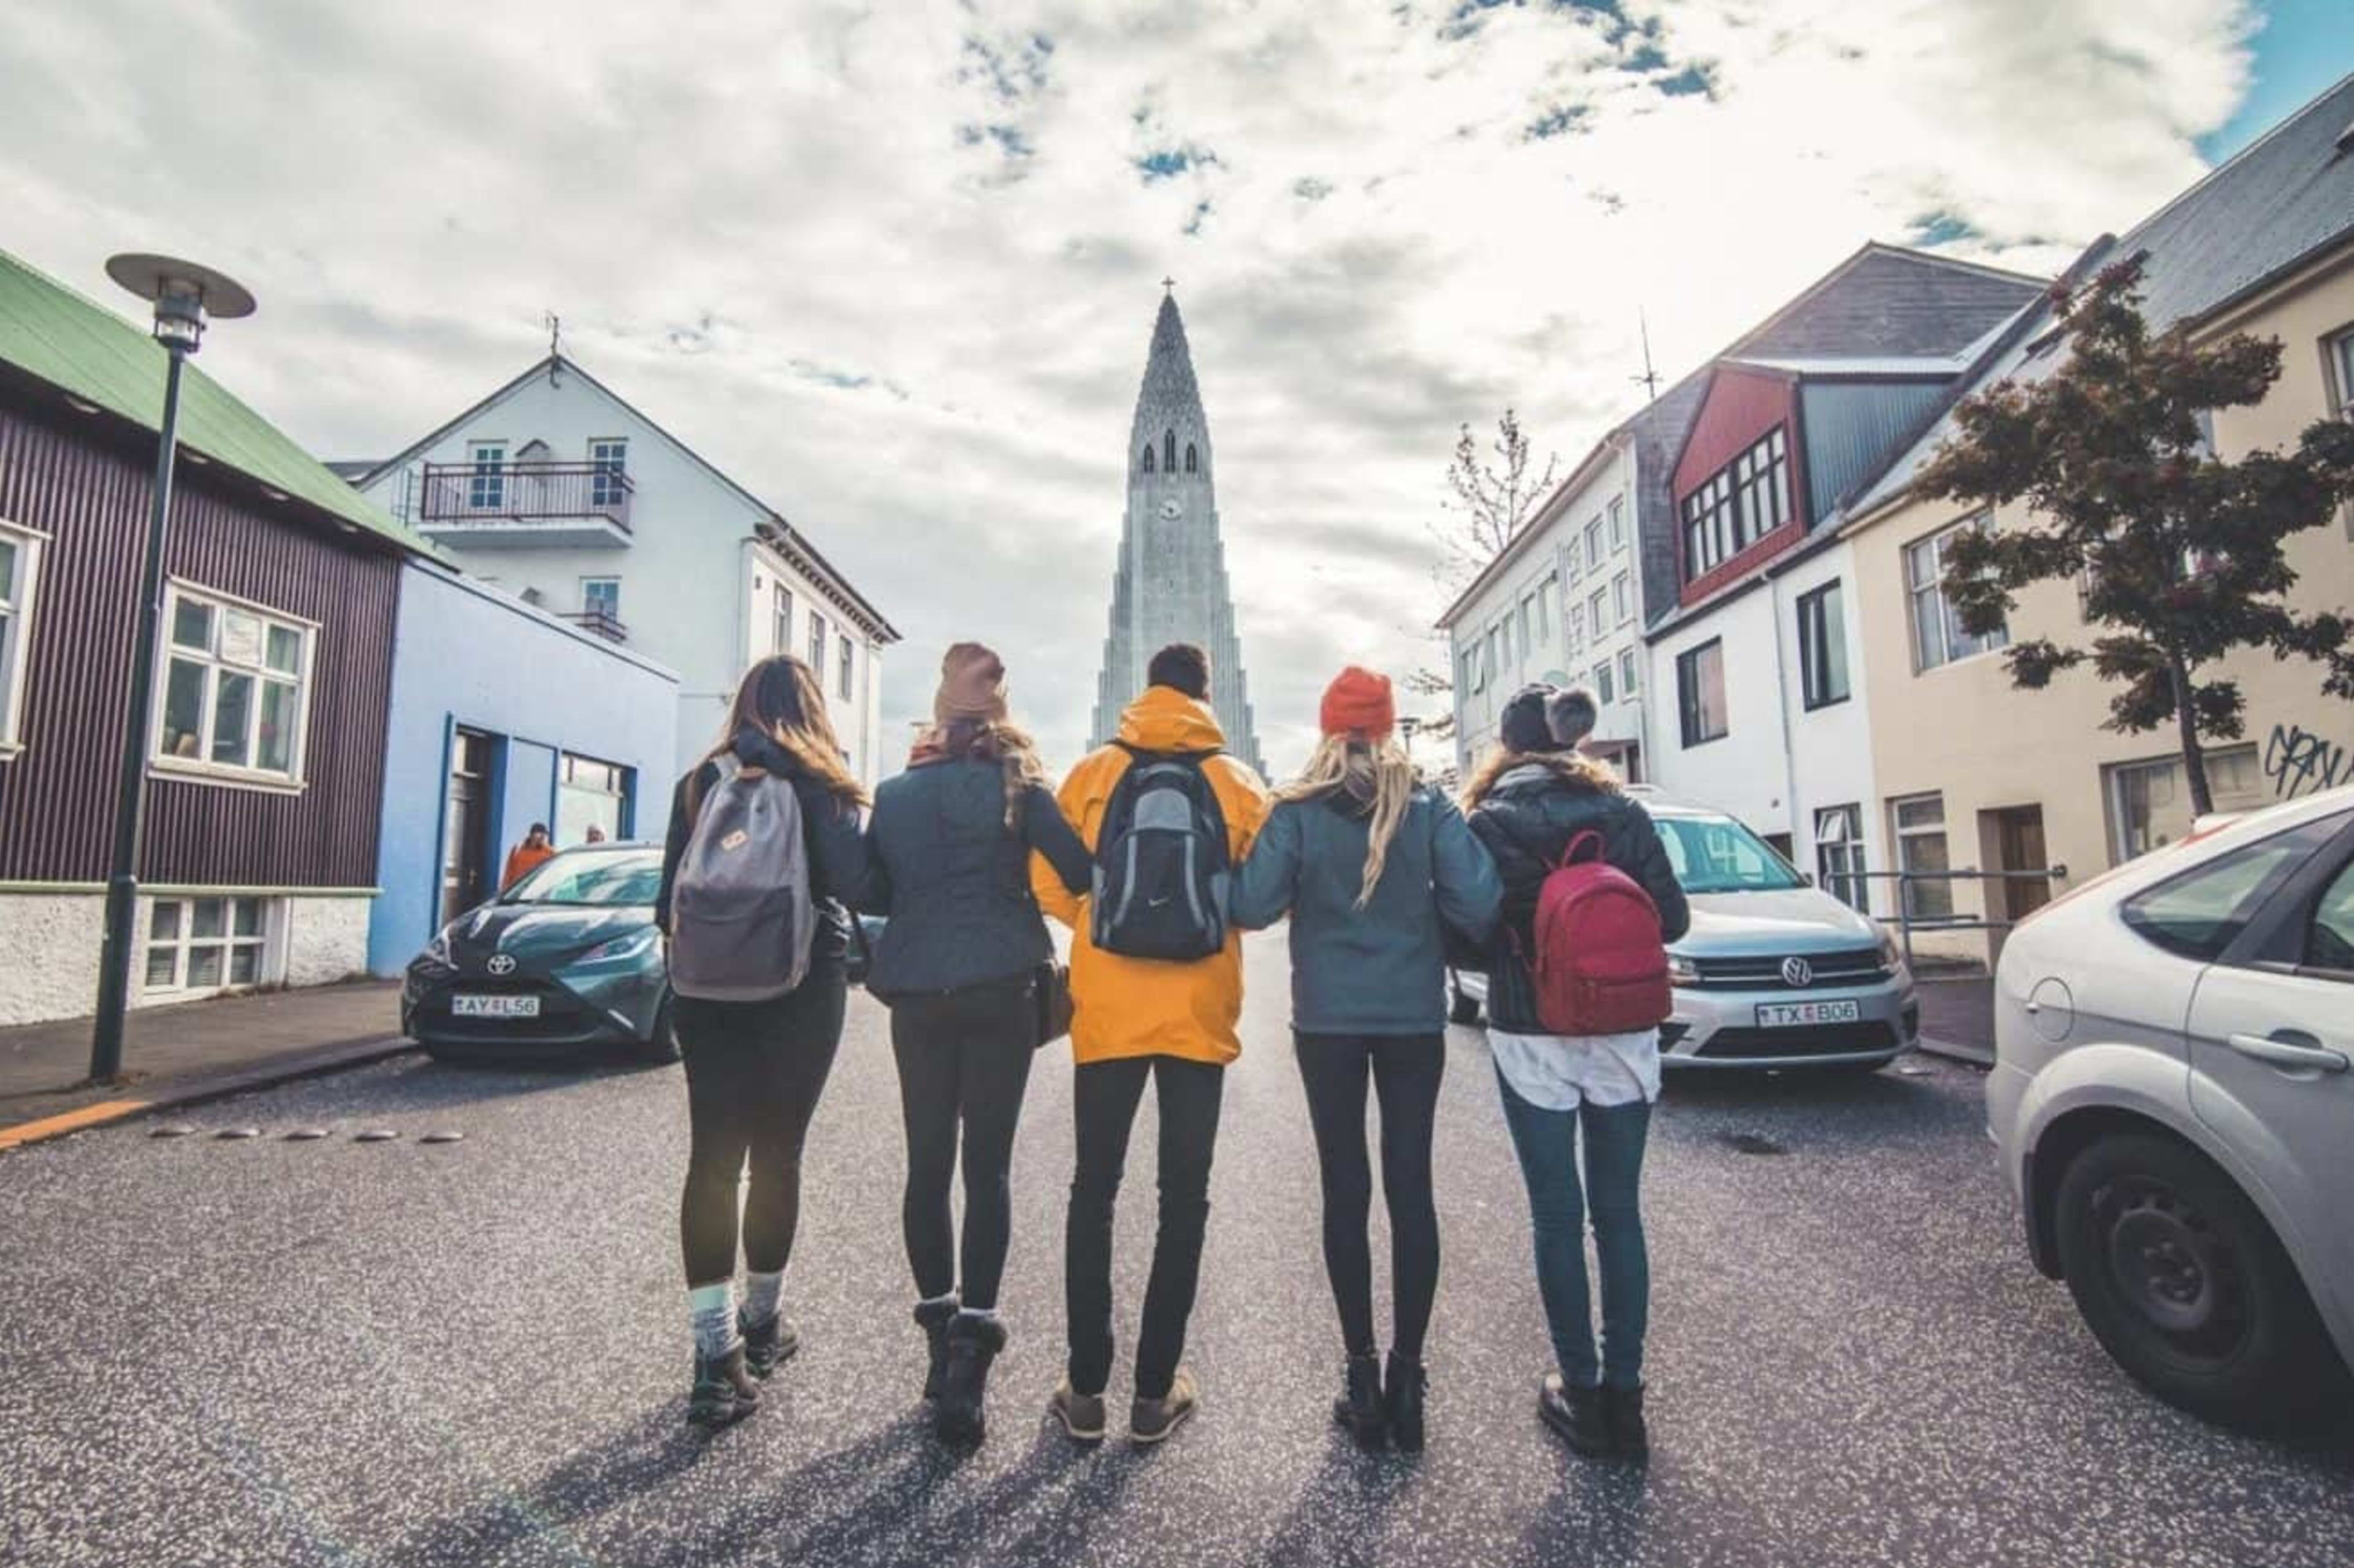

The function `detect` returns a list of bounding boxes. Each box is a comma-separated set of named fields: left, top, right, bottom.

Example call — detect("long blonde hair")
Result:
left=924, top=716, right=1049, bottom=829
left=1274, top=734, right=1418, bottom=908
left=690, top=655, right=869, bottom=818
left=1459, top=746, right=1622, bottom=810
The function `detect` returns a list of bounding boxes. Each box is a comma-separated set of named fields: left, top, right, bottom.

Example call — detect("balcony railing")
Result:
left=418, top=461, right=633, bottom=531
left=560, top=608, right=628, bottom=644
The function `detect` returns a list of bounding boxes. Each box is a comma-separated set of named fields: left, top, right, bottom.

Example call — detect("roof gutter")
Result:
left=1433, top=427, right=1629, bottom=631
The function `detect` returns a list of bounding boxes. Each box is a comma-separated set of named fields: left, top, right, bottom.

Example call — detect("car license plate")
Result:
left=1756, top=999, right=1861, bottom=1028
left=452, top=994, right=539, bottom=1019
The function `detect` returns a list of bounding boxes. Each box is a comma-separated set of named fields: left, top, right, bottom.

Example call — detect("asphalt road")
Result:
left=4, top=937, right=2349, bottom=1568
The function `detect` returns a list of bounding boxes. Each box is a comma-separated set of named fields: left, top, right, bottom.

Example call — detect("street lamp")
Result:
left=88, top=254, right=256, bottom=1081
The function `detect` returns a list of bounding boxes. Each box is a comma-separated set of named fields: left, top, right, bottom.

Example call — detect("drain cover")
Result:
left=1721, top=1132, right=1788, bottom=1156
left=283, top=1128, right=330, bottom=1141
left=150, top=1123, right=196, bottom=1139
left=353, top=1128, right=400, bottom=1143
left=214, top=1127, right=261, bottom=1140
left=419, top=1130, right=465, bottom=1145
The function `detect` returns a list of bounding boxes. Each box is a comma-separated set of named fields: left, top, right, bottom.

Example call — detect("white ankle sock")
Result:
left=689, top=1282, right=737, bottom=1358
left=741, top=1269, right=785, bottom=1329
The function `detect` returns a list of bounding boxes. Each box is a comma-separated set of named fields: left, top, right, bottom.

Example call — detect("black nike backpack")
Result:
left=1091, top=744, right=1231, bottom=961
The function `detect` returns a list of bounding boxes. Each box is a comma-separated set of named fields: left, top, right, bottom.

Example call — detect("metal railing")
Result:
left=1842, top=866, right=2070, bottom=971
left=417, top=462, right=633, bottom=530
left=558, top=608, right=628, bottom=644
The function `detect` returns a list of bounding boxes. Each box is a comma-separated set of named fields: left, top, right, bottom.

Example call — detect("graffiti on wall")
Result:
left=2264, top=721, right=2352, bottom=800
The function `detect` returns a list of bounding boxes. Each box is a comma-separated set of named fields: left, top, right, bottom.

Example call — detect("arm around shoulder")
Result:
left=1430, top=793, right=1503, bottom=942
left=1023, top=782, right=1093, bottom=897
left=1228, top=801, right=1300, bottom=929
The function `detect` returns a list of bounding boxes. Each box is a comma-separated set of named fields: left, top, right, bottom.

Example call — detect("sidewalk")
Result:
left=1914, top=972, right=1995, bottom=1065
left=0, top=981, right=409, bottom=1148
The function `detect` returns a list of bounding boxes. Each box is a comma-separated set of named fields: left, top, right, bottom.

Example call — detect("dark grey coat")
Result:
left=859, top=758, right=1092, bottom=1000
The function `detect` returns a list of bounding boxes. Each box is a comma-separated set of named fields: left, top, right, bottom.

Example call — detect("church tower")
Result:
left=1089, top=289, right=1267, bottom=777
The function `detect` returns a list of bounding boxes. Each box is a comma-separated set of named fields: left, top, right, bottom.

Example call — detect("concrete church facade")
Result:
left=1088, top=292, right=1267, bottom=778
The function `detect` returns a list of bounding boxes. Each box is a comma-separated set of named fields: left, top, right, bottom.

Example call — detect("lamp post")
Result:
left=88, top=254, right=256, bottom=1081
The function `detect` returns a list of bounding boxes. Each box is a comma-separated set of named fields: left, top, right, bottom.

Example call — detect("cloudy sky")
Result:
left=3, top=0, right=2340, bottom=774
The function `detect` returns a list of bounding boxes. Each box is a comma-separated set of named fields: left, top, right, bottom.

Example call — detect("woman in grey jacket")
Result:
left=1231, top=667, right=1501, bottom=1452
left=863, top=644, right=1092, bottom=1444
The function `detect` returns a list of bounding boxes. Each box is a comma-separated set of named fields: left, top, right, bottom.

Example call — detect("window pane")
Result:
left=232, top=898, right=264, bottom=937
left=2310, top=861, right=2354, bottom=970
left=210, top=671, right=254, bottom=767
left=143, top=948, right=177, bottom=989
left=219, top=609, right=264, bottom=667
left=171, top=598, right=213, bottom=650
left=265, top=624, right=302, bottom=674
left=0, top=536, right=15, bottom=604
left=186, top=945, right=223, bottom=989
left=2124, top=835, right=2318, bottom=961
left=1620, top=649, right=1638, bottom=692
left=161, top=658, right=207, bottom=759
left=1895, top=796, right=1945, bottom=829
left=150, top=900, right=180, bottom=941
left=1911, top=585, right=1943, bottom=671
left=192, top=898, right=226, bottom=938
left=258, top=680, right=297, bottom=774
left=229, top=946, right=261, bottom=985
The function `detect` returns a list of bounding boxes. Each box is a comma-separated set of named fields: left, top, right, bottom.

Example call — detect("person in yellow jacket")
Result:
left=1032, top=642, right=1270, bottom=1447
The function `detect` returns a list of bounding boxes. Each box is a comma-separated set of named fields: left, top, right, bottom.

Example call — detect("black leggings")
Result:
left=1293, top=1031, right=1446, bottom=1362
left=676, top=960, right=847, bottom=1287
left=890, top=976, right=1037, bottom=1311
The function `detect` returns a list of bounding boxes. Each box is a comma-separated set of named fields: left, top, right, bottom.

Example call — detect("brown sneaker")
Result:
left=1050, top=1376, right=1107, bottom=1442
left=1129, top=1366, right=1200, bottom=1446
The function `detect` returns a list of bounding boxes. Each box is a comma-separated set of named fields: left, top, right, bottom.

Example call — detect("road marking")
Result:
left=0, top=1098, right=152, bottom=1151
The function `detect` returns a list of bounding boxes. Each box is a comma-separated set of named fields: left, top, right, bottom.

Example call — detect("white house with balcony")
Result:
left=349, top=355, right=898, bottom=786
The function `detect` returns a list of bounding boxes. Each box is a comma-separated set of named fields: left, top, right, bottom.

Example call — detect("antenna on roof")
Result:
left=546, top=311, right=562, bottom=384
left=1633, top=310, right=1661, bottom=403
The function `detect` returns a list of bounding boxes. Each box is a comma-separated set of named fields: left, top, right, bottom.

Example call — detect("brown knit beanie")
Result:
left=934, top=642, right=1009, bottom=725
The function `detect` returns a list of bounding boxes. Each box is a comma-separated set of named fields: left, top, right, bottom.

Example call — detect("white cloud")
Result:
left=0, top=0, right=2257, bottom=774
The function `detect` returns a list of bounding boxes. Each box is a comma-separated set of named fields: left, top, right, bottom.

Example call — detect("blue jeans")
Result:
left=1495, top=1070, right=1651, bottom=1390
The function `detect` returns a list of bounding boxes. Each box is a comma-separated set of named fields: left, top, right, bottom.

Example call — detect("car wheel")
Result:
left=2053, top=1132, right=2348, bottom=1431
left=635, top=994, right=683, bottom=1065
left=1449, top=985, right=1483, bottom=1026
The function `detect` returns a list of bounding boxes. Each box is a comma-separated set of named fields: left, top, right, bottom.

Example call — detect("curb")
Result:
left=0, top=1036, right=419, bottom=1153
left=1915, top=1033, right=1994, bottom=1068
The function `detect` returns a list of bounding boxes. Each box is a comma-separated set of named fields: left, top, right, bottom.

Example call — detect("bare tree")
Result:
left=1433, top=408, right=1560, bottom=586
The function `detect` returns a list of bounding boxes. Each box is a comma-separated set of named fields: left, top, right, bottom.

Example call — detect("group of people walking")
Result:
left=650, top=637, right=1688, bottom=1461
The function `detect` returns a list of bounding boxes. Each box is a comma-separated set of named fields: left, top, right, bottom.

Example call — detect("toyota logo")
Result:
left=486, top=954, right=517, bottom=976
left=1780, top=956, right=1814, bottom=988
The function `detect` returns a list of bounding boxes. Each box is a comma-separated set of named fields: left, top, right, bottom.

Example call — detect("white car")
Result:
left=1986, top=784, right=2354, bottom=1431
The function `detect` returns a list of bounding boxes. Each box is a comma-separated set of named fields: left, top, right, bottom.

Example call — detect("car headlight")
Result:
left=424, top=927, right=455, bottom=966
left=573, top=928, right=659, bottom=968
left=1876, top=927, right=1903, bottom=972
left=1666, top=952, right=1699, bottom=986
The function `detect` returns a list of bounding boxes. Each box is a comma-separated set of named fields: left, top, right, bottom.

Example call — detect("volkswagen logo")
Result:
left=1780, top=956, right=1814, bottom=988
left=486, top=953, right=517, bottom=976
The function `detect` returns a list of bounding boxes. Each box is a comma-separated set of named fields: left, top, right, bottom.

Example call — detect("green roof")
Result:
left=0, top=248, right=436, bottom=557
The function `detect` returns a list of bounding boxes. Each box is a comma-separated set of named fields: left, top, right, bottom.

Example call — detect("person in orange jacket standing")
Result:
left=501, top=822, right=557, bottom=889
left=1032, top=642, right=1270, bottom=1447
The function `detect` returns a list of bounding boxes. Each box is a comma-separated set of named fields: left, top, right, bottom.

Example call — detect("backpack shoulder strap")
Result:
left=1561, top=828, right=1605, bottom=869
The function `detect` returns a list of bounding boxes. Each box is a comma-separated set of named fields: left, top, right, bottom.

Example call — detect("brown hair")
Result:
left=690, top=655, right=868, bottom=819
left=1147, top=642, right=1211, bottom=699
left=930, top=715, right=1049, bottom=829
left=1459, top=745, right=1622, bottom=811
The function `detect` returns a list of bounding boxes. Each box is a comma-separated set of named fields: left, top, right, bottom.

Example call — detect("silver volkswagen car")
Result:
left=1451, top=796, right=1918, bottom=1069
left=1987, top=784, right=2354, bottom=1432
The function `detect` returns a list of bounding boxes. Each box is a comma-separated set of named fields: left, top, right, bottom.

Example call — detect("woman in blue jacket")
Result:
left=1232, top=667, right=1501, bottom=1452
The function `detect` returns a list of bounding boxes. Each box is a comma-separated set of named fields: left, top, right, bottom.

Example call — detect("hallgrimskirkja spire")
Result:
left=1089, top=290, right=1266, bottom=776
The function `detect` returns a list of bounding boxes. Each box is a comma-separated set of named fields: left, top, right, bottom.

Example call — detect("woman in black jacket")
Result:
left=861, top=644, right=1092, bottom=1444
left=1463, top=685, right=1689, bottom=1463
left=655, top=655, right=872, bottom=1429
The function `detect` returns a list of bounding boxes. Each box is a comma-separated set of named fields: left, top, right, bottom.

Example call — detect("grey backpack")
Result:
left=669, top=755, right=814, bottom=1002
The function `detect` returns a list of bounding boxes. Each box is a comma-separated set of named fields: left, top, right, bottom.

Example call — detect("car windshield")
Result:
left=503, top=848, right=663, bottom=907
left=1656, top=815, right=1805, bottom=894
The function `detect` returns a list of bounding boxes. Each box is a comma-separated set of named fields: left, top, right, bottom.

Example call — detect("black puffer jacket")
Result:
left=860, top=757, right=1092, bottom=1000
left=654, top=727, right=872, bottom=965
left=1465, top=762, right=1691, bottom=1034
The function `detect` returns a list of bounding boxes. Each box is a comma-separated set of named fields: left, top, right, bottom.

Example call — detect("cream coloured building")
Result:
left=1839, top=80, right=2354, bottom=964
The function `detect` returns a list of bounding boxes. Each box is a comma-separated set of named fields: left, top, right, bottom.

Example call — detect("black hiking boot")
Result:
left=1332, top=1353, right=1385, bottom=1448
left=1384, top=1352, right=1428, bottom=1454
left=913, top=1296, right=960, bottom=1401
left=1604, top=1383, right=1650, bottom=1461
left=688, top=1344, right=760, bottom=1428
left=739, top=1309, right=800, bottom=1379
left=935, top=1312, right=1009, bottom=1444
left=1538, top=1372, right=1610, bottom=1456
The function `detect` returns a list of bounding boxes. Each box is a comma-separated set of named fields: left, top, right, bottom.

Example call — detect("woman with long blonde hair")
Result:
left=1231, top=667, right=1500, bottom=1452
left=653, top=655, right=872, bottom=1428
left=860, top=644, right=1092, bottom=1444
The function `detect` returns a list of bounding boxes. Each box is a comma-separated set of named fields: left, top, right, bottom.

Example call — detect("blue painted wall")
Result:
left=368, top=563, right=679, bottom=973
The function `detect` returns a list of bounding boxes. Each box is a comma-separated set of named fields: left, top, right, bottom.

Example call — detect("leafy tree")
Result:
left=1912, top=259, right=2354, bottom=815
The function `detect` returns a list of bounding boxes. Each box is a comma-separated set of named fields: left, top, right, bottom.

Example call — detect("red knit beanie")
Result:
left=1319, top=666, right=1395, bottom=740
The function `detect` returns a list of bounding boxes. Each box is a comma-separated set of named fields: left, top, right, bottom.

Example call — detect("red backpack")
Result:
left=1525, top=829, right=1672, bottom=1035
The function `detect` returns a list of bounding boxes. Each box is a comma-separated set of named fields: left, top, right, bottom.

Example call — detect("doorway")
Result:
left=441, top=729, right=493, bottom=926
left=1990, top=805, right=2052, bottom=923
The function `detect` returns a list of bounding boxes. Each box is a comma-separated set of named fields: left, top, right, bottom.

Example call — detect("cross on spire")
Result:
left=1162, top=275, right=1176, bottom=294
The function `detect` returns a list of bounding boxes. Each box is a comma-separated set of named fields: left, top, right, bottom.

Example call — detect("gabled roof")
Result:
left=359, top=352, right=899, bottom=641
left=1845, top=71, right=2354, bottom=525
left=0, top=249, right=433, bottom=555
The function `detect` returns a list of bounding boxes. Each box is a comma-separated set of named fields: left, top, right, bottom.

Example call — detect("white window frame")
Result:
left=466, top=440, right=507, bottom=510
left=151, top=580, right=318, bottom=792
left=1907, top=514, right=2008, bottom=672
left=771, top=585, right=793, bottom=657
left=2103, top=743, right=2264, bottom=863
left=1797, top=579, right=1851, bottom=710
left=143, top=894, right=273, bottom=995
left=1677, top=638, right=1728, bottom=747
left=837, top=631, right=855, bottom=701
left=557, top=752, right=629, bottom=846
left=1618, top=646, right=1639, bottom=695
left=587, top=437, right=628, bottom=509
left=1585, top=517, right=1605, bottom=568
left=1815, top=804, right=1867, bottom=912
left=1891, top=792, right=1953, bottom=921
left=1567, top=603, right=1585, bottom=653
left=1612, top=571, right=1632, bottom=626
left=1594, top=660, right=1615, bottom=705
left=2327, top=325, right=2354, bottom=537
left=1587, top=587, right=1609, bottom=638
left=0, top=518, right=48, bottom=758
left=581, top=576, right=620, bottom=621
left=1537, top=573, right=1556, bottom=644
left=808, top=609, right=828, bottom=671
left=1607, top=495, right=1626, bottom=552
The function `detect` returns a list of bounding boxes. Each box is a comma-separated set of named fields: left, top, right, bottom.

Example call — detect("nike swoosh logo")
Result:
left=1148, top=897, right=1172, bottom=908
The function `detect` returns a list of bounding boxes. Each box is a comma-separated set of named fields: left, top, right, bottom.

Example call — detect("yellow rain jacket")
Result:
left=1032, top=687, right=1271, bottom=1066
